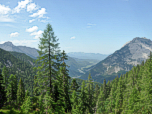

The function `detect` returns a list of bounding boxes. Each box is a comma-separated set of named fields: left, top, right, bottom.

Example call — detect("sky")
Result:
left=0, top=0, right=152, bottom=54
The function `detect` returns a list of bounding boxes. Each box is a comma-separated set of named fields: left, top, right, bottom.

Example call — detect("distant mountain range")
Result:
left=79, top=37, right=152, bottom=83
left=0, top=41, right=101, bottom=78
left=0, top=41, right=39, bottom=60
left=0, top=41, right=109, bottom=61
left=67, top=52, right=111, bottom=60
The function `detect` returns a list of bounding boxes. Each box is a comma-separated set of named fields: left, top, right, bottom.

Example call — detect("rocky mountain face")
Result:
left=80, top=37, right=152, bottom=83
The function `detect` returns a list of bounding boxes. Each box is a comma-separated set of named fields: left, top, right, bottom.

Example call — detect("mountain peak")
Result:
left=122, top=37, right=150, bottom=48
left=4, top=41, right=14, bottom=46
left=132, top=37, right=150, bottom=41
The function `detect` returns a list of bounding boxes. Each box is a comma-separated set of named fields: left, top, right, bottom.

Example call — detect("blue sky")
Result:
left=0, top=0, right=152, bottom=54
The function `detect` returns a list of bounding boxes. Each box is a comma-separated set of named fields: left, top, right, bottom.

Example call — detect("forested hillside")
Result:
left=0, top=23, right=152, bottom=114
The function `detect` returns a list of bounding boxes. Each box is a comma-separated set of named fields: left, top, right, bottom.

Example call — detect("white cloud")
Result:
left=26, top=26, right=38, bottom=32
left=87, top=23, right=96, bottom=28
left=0, top=24, right=17, bottom=28
left=29, top=19, right=35, bottom=23
left=0, top=4, right=11, bottom=14
left=0, top=15, right=14, bottom=22
left=12, top=0, right=32, bottom=13
left=29, top=8, right=46, bottom=18
left=10, top=32, right=19, bottom=37
left=27, top=3, right=38, bottom=13
left=30, top=30, right=43, bottom=39
left=38, top=19, right=47, bottom=23
left=70, top=36, right=75, bottom=39
left=87, top=23, right=96, bottom=26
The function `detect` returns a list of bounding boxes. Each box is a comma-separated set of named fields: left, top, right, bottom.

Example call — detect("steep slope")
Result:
left=8, top=51, right=36, bottom=66
left=80, top=37, right=152, bottom=83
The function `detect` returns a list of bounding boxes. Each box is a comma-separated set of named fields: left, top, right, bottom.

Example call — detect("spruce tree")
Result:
left=20, top=90, right=32, bottom=114
left=56, top=50, right=72, bottom=112
left=2, top=66, right=9, bottom=91
left=5, top=74, right=18, bottom=107
left=0, top=68, right=7, bottom=109
left=11, top=74, right=18, bottom=106
left=17, top=78, right=25, bottom=110
left=139, top=51, right=152, bottom=113
left=93, top=84, right=100, bottom=113
left=106, top=84, right=116, bottom=113
left=69, top=78, right=80, bottom=97
left=85, top=73, right=95, bottom=113
left=71, top=90, right=80, bottom=113
left=77, top=80, right=88, bottom=114
left=115, top=76, right=124, bottom=114
left=32, top=23, right=61, bottom=107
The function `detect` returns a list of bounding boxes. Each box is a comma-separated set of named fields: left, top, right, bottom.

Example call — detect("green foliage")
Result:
left=17, top=78, right=25, bottom=109
left=20, top=90, right=32, bottom=114
left=0, top=69, right=7, bottom=109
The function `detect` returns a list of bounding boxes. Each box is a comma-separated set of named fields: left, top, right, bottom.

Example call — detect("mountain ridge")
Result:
left=79, top=37, right=152, bottom=83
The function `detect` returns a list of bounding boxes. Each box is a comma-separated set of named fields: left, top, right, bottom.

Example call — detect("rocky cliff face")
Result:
left=80, top=37, right=152, bottom=82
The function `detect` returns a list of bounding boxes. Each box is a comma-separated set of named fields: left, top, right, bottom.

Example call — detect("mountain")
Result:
left=79, top=37, right=152, bottom=83
left=0, top=41, right=102, bottom=78
left=67, top=52, right=111, bottom=60
left=0, top=41, right=39, bottom=60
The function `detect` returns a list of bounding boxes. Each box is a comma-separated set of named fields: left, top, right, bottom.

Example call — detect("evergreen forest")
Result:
left=0, top=23, right=152, bottom=114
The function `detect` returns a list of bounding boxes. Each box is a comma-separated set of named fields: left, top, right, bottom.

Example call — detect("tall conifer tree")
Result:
left=33, top=23, right=61, bottom=101
left=85, top=73, right=95, bottom=113
left=56, top=50, right=72, bottom=112
left=5, top=74, right=18, bottom=107
left=2, top=66, right=9, bottom=91
left=78, top=80, right=88, bottom=114
left=0, top=68, right=7, bottom=109
left=17, top=78, right=25, bottom=110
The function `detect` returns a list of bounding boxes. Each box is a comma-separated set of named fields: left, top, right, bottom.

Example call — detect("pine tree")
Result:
left=93, top=84, right=100, bottom=113
left=17, top=78, right=25, bottom=110
left=85, top=73, right=95, bottom=113
left=115, top=76, right=124, bottom=114
left=139, top=51, right=152, bottom=113
left=5, top=74, right=18, bottom=107
left=31, top=75, right=39, bottom=111
left=2, top=66, right=9, bottom=90
left=126, top=85, right=140, bottom=113
left=0, top=68, right=7, bottom=109
left=106, top=84, right=116, bottom=113
left=11, top=74, right=18, bottom=106
left=69, top=78, right=80, bottom=96
left=103, top=79, right=108, bottom=99
left=78, top=80, right=88, bottom=114
left=20, top=90, right=32, bottom=114
left=71, top=90, right=80, bottom=114
left=43, top=91, right=56, bottom=113
left=56, top=50, right=72, bottom=113
left=32, top=23, right=62, bottom=109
